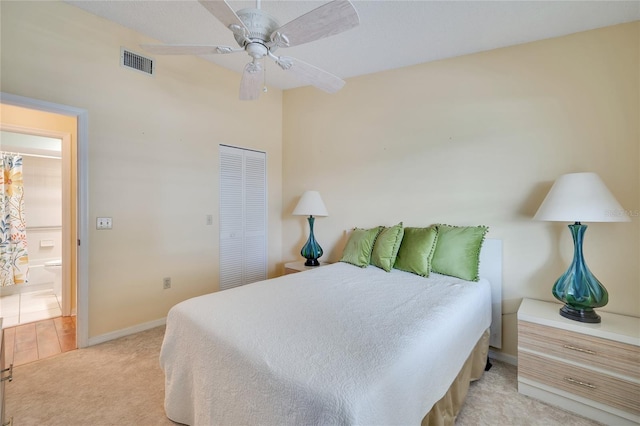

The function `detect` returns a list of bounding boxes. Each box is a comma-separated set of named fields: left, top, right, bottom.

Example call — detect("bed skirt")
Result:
left=421, top=328, right=490, bottom=426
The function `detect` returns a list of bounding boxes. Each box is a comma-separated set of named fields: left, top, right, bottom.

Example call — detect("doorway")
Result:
left=0, top=131, right=69, bottom=325
left=0, top=92, right=89, bottom=348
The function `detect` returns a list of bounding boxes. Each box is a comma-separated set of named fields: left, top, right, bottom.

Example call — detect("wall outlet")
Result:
left=163, top=277, right=171, bottom=289
left=96, top=217, right=112, bottom=230
left=206, top=214, right=213, bottom=226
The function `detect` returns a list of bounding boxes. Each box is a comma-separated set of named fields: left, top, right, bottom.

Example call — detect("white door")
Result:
left=219, top=145, right=267, bottom=290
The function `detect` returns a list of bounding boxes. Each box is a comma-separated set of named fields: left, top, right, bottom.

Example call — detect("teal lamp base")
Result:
left=301, top=216, right=323, bottom=267
left=559, top=305, right=601, bottom=323
left=552, top=223, right=608, bottom=324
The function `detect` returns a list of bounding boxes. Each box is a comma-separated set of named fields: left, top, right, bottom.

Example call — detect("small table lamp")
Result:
left=534, top=172, right=630, bottom=323
left=293, top=190, right=328, bottom=266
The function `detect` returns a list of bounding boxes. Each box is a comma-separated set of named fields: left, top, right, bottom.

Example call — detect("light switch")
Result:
left=96, top=217, right=112, bottom=230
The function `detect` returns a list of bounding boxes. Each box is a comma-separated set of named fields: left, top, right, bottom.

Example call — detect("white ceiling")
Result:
left=67, top=0, right=640, bottom=91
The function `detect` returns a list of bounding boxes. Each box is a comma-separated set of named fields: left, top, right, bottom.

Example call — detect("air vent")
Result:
left=120, top=48, right=154, bottom=76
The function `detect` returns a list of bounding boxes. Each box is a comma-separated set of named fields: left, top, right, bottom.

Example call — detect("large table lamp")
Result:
left=293, top=190, right=328, bottom=266
left=534, top=172, right=630, bottom=323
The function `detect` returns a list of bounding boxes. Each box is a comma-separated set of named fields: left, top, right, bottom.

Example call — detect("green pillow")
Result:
left=431, top=224, right=489, bottom=281
left=394, top=226, right=438, bottom=277
left=370, top=223, right=404, bottom=272
left=340, top=227, right=383, bottom=267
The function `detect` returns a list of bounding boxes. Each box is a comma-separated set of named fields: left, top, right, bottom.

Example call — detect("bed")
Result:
left=160, top=238, right=502, bottom=425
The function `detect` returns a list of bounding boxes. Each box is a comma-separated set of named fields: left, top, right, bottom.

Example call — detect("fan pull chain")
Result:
left=263, top=60, right=268, bottom=93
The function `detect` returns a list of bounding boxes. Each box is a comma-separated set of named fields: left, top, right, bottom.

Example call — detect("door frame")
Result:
left=1, top=92, right=89, bottom=348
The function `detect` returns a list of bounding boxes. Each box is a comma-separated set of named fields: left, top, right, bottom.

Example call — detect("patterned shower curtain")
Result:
left=0, top=153, right=29, bottom=286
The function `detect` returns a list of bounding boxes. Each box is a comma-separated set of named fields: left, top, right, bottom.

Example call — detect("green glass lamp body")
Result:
left=301, top=216, right=323, bottom=266
left=552, top=223, right=608, bottom=323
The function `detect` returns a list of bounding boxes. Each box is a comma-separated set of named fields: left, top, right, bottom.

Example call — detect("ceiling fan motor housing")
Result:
left=246, top=43, right=268, bottom=59
left=234, top=9, right=281, bottom=48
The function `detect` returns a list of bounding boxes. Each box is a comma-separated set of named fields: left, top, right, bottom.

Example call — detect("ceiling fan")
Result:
left=141, top=0, right=360, bottom=100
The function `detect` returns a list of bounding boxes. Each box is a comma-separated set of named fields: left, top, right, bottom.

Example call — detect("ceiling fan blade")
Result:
left=140, top=44, right=240, bottom=55
left=275, top=56, right=345, bottom=94
left=239, top=61, right=265, bottom=101
left=198, top=0, right=249, bottom=36
left=270, top=0, right=359, bottom=48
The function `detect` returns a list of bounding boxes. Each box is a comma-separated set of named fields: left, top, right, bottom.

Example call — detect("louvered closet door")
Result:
left=219, top=145, right=267, bottom=291
left=242, top=150, right=267, bottom=284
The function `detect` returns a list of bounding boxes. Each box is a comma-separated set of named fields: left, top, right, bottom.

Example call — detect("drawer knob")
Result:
left=563, top=344, right=596, bottom=355
left=564, top=377, right=597, bottom=389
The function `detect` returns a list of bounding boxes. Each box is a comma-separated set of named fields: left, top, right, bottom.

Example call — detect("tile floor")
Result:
left=1, top=288, right=61, bottom=328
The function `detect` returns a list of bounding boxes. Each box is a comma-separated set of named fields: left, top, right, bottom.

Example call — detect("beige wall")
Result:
left=22, top=156, right=63, bottom=262
left=282, top=22, right=640, bottom=358
left=1, top=1, right=283, bottom=337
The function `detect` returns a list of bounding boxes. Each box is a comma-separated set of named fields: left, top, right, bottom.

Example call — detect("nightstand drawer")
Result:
left=519, top=351, right=640, bottom=416
left=519, top=320, right=640, bottom=380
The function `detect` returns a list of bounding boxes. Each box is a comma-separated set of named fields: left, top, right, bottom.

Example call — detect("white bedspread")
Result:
left=161, top=262, right=492, bottom=426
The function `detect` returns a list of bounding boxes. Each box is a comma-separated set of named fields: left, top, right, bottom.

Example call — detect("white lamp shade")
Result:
left=534, top=172, right=630, bottom=223
left=292, top=190, right=328, bottom=217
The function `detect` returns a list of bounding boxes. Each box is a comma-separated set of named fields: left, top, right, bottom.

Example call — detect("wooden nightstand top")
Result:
left=518, top=298, right=640, bottom=346
left=284, top=261, right=330, bottom=274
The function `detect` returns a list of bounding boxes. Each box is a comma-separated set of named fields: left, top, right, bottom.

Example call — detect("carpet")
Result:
left=457, top=360, right=601, bottom=426
left=5, top=326, right=173, bottom=426
left=5, top=326, right=602, bottom=426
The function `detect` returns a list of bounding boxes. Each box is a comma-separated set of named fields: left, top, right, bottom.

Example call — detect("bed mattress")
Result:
left=160, top=262, right=492, bottom=425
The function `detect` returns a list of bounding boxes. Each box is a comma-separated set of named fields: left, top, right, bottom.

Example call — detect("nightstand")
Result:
left=284, top=261, right=329, bottom=275
left=517, top=298, right=640, bottom=425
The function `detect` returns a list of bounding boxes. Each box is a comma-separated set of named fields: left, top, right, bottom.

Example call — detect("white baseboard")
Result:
left=489, top=348, right=518, bottom=366
left=88, top=317, right=166, bottom=346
